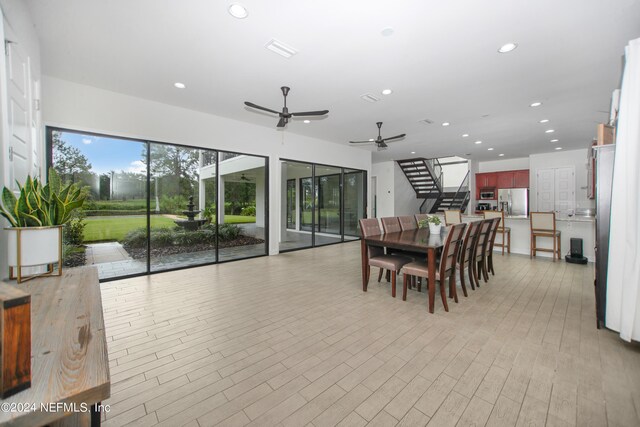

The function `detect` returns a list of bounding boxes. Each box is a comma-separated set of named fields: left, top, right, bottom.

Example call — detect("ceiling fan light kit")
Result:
left=244, top=86, right=329, bottom=128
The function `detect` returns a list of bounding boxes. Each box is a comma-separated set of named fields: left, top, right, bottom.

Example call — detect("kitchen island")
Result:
left=462, top=214, right=596, bottom=261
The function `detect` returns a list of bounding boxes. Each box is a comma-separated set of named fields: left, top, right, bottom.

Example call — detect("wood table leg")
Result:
left=361, top=240, right=368, bottom=291
left=427, top=247, right=436, bottom=313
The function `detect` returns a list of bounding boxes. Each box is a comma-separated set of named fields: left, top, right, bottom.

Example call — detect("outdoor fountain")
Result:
left=174, top=195, right=207, bottom=231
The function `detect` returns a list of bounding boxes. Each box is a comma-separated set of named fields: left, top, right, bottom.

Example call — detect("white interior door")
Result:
left=554, top=167, right=575, bottom=213
left=4, top=23, right=32, bottom=191
left=536, top=168, right=555, bottom=212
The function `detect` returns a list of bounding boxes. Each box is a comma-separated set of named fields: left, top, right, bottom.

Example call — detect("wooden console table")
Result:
left=0, top=267, right=110, bottom=427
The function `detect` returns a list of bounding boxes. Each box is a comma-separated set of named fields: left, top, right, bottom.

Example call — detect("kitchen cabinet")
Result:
left=514, top=170, right=529, bottom=188
left=475, top=169, right=530, bottom=199
left=497, top=172, right=515, bottom=188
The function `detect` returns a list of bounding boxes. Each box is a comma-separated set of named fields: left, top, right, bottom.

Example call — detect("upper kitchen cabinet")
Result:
left=514, top=170, right=530, bottom=188
left=497, top=171, right=515, bottom=188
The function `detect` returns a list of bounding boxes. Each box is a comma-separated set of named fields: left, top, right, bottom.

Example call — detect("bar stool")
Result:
left=530, top=212, right=561, bottom=261
left=483, top=210, right=510, bottom=255
left=444, top=210, right=462, bottom=225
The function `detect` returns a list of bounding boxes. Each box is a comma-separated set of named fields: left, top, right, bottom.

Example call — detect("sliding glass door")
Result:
left=279, top=160, right=366, bottom=252
left=48, top=127, right=268, bottom=281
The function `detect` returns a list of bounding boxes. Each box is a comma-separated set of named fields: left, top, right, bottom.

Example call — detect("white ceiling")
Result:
left=26, top=0, right=640, bottom=163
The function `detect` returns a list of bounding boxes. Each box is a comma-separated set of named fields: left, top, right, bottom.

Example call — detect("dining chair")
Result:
left=401, top=222, right=467, bottom=311
left=380, top=217, right=402, bottom=233
left=414, top=213, right=429, bottom=226
left=359, top=218, right=412, bottom=297
left=471, top=219, right=492, bottom=288
left=484, top=217, right=502, bottom=277
left=444, top=210, right=462, bottom=225
left=530, top=212, right=561, bottom=261
left=398, top=215, right=417, bottom=231
left=455, top=220, right=483, bottom=298
left=483, top=210, right=510, bottom=255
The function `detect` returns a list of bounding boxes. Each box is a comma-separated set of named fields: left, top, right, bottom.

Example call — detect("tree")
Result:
left=52, top=131, right=93, bottom=184
left=142, top=144, right=200, bottom=209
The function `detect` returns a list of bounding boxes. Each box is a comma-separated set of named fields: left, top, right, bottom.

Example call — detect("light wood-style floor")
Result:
left=100, top=242, right=640, bottom=427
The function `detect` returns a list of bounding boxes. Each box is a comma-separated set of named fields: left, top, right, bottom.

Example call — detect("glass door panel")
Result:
left=217, top=151, right=267, bottom=261
left=280, top=160, right=313, bottom=251
left=314, top=165, right=342, bottom=246
left=344, top=169, right=365, bottom=240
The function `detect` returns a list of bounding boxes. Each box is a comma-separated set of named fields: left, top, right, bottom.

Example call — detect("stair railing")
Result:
left=423, top=158, right=444, bottom=193
left=450, top=170, right=470, bottom=210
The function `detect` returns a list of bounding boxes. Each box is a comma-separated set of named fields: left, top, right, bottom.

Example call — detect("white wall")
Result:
left=441, top=162, right=469, bottom=189
left=41, top=77, right=372, bottom=257
left=529, top=148, right=594, bottom=212
left=0, top=1, right=42, bottom=279
left=371, top=162, right=395, bottom=218
left=478, top=157, right=529, bottom=173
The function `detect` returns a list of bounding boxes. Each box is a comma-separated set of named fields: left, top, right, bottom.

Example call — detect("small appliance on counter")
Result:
left=477, top=203, right=491, bottom=211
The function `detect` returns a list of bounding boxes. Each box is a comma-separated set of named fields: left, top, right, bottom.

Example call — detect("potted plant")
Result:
left=426, top=215, right=442, bottom=234
left=0, top=168, right=86, bottom=282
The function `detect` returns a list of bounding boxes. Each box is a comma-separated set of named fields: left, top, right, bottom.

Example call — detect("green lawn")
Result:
left=83, top=216, right=176, bottom=242
left=224, top=215, right=255, bottom=224
left=83, top=215, right=255, bottom=243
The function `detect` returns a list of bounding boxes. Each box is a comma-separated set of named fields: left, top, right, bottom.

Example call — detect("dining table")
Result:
left=361, top=227, right=448, bottom=313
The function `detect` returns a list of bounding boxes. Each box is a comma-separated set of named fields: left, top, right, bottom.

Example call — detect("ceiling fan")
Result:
left=244, top=86, right=329, bottom=128
left=349, top=122, right=406, bottom=150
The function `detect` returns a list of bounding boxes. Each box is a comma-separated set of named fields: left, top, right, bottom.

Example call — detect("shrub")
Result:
left=150, top=228, right=175, bottom=247
left=64, top=210, right=86, bottom=246
left=123, top=228, right=148, bottom=248
left=218, top=224, right=241, bottom=241
left=240, top=206, right=256, bottom=216
left=159, top=195, right=188, bottom=215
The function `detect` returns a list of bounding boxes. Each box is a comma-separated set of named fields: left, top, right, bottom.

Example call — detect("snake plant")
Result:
left=0, top=168, right=86, bottom=227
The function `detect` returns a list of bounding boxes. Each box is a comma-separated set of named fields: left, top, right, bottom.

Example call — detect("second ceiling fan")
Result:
left=349, top=122, right=406, bottom=150
left=244, top=86, right=329, bottom=128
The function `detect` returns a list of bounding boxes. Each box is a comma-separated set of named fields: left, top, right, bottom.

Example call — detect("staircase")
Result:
left=397, top=158, right=470, bottom=214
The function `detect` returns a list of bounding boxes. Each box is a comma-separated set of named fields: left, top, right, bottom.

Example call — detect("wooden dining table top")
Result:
left=364, top=227, right=449, bottom=252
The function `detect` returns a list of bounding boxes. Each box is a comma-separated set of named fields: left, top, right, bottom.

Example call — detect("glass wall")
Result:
left=48, top=127, right=268, bottom=281
left=279, top=160, right=366, bottom=252
left=280, top=160, right=313, bottom=251
left=314, top=165, right=342, bottom=246
left=344, top=169, right=366, bottom=240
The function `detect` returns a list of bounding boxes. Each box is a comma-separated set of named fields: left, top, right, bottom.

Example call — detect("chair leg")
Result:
left=377, top=268, right=383, bottom=282
left=530, top=234, right=534, bottom=258
left=386, top=270, right=391, bottom=282
left=552, top=234, right=556, bottom=262
left=439, top=280, right=449, bottom=312
left=402, top=274, right=408, bottom=301
left=507, top=231, right=511, bottom=253
left=417, top=277, right=422, bottom=292
left=468, top=263, right=476, bottom=290
left=481, top=259, right=489, bottom=282
left=473, top=261, right=481, bottom=288
left=449, top=274, right=458, bottom=303
left=489, top=253, right=495, bottom=275
left=365, top=266, right=370, bottom=291
left=558, top=235, right=561, bottom=260
left=501, top=231, right=505, bottom=256
left=459, top=267, right=468, bottom=297
left=391, top=271, right=396, bottom=297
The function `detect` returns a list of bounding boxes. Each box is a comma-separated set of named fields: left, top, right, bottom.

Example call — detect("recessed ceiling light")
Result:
left=381, top=89, right=393, bottom=95
left=303, top=120, right=310, bottom=124
left=381, top=27, right=394, bottom=37
left=545, top=129, right=555, bottom=133
left=550, top=139, right=559, bottom=143
left=228, top=3, right=248, bottom=19
left=442, top=122, right=450, bottom=127
left=474, top=140, right=482, bottom=145
left=498, top=153, right=505, bottom=157
left=462, top=134, right=469, bottom=138
left=174, top=82, right=186, bottom=89
left=369, top=139, right=374, bottom=142
left=555, top=147, right=563, bottom=150
left=498, top=43, right=518, bottom=53
left=539, top=119, right=549, bottom=123
left=530, top=102, right=542, bottom=107
left=411, top=151, right=416, bottom=154
left=487, top=148, right=494, bottom=151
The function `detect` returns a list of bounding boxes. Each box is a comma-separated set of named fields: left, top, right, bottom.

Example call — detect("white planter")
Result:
left=429, top=223, right=442, bottom=234
left=6, top=226, right=63, bottom=267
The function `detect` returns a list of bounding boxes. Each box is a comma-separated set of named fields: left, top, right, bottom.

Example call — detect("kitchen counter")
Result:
left=436, top=213, right=596, bottom=261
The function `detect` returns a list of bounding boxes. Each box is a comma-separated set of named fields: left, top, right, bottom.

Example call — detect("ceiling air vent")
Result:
left=360, top=94, right=380, bottom=103
left=265, top=39, right=298, bottom=58
left=419, top=118, right=434, bottom=125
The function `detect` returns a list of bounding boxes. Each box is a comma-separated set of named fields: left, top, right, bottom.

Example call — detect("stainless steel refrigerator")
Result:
left=497, top=188, right=528, bottom=217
